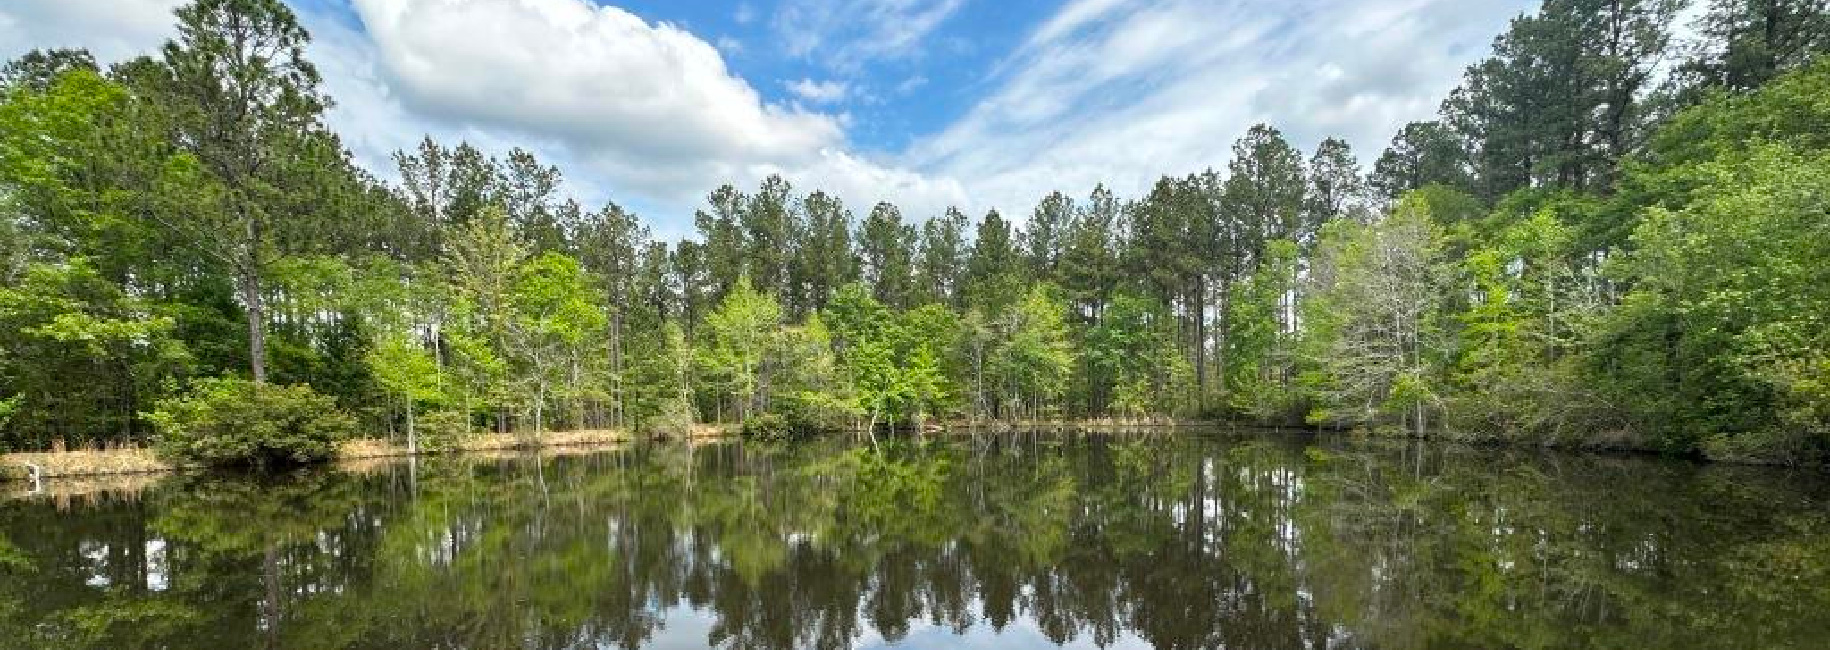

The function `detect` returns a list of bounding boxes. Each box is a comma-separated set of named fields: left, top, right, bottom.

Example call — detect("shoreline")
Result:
left=5, top=420, right=1809, bottom=485
left=1, top=426, right=735, bottom=483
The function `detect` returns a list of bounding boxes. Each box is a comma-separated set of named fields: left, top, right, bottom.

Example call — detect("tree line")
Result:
left=1, top=0, right=1826, bottom=463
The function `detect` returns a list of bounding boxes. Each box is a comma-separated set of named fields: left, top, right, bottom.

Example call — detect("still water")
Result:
left=2, top=431, right=1827, bottom=649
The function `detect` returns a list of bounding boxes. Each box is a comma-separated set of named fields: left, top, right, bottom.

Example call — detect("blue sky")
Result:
left=2, top=0, right=1539, bottom=239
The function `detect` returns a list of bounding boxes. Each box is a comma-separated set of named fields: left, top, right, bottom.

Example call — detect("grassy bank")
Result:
left=1, top=426, right=735, bottom=482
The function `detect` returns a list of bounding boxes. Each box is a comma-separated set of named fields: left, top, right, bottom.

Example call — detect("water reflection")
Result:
left=2, top=432, right=1827, bottom=649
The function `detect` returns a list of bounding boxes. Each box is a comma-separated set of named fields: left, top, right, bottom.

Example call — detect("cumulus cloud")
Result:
left=343, top=0, right=966, bottom=223
left=909, top=0, right=1535, bottom=218
left=352, top=0, right=838, bottom=179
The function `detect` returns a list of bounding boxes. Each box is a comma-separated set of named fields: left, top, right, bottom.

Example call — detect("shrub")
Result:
left=740, top=410, right=821, bottom=441
left=414, top=409, right=472, bottom=453
left=148, top=378, right=357, bottom=468
left=638, top=396, right=696, bottom=438
left=740, top=413, right=793, bottom=441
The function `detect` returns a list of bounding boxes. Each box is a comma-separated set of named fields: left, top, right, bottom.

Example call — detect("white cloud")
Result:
left=0, top=0, right=184, bottom=64
left=786, top=78, right=849, bottom=103
left=908, top=0, right=1536, bottom=219
left=344, top=0, right=965, bottom=224
left=352, top=0, right=838, bottom=178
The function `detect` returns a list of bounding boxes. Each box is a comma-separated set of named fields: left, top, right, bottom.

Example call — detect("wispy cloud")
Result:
left=786, top=77, right=849, bottom=104
left=908, top=0, right=1535, bottom=218
left=772, top=0, right=966, bottom=70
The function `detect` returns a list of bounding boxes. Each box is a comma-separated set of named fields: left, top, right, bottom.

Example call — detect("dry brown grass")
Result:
left=2, top=449, right=172, bottom=480
left=4, top=427, right=741, bottom=483
left=338, top=429, right=635, bottom=459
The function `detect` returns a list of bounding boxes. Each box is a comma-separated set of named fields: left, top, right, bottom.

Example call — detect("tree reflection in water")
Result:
left=1, top=432, right=1827, bottom=649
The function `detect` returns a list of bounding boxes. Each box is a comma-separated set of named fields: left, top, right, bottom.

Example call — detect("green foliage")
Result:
left=3, top=0, right=1829, bottom=461
left=1088, top=292, right=1191, bottom=417
left=737, top=412, right=817, bottom=441
left=990, top=285, right=1077, bottom=419
left=148, top=378, right=356, bottom=467
left=0, top=259, right=189, bottom=448
left=1301, top=195, right=1448, bottom=433
left=1602, top=143, right=1830, bottom=460
left=699, top=274, right=781, bottom=423
left=412, top=409, right=471, bottom=452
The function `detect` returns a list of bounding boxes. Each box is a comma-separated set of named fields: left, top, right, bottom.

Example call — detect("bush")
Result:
left=148, top=378, right=357, bottom=468
left=415, top=409, right=473, bottom=453
left=740, top=410, right=822, bottom=441
left=638, top=396, right=696, bottom=438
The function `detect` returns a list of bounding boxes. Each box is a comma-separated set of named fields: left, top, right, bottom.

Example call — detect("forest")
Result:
left=1, top=0, right=1827, bottom=464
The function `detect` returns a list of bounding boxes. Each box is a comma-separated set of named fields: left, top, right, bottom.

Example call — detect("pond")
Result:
left=2, top=430, right=1827, bottom=649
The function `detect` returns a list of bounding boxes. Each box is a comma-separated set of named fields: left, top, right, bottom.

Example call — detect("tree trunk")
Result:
left=1215, top=272, right=1232, bottom=403
left=240, top=264, right=267, bottom=384
left=611, top=309, right=624, bottom=429
left=405, top=395, right=417, bottom=456
left=1193, top=276, right=1207, bottom=411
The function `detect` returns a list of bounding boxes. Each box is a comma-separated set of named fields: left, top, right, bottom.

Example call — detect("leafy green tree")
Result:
left=896, top=304, right=960, bottom=425
left=1604, top=144, right=1830, bottom=461
left=508, top=252, right=605, bottom=434
left=1303, top=195, right=1448, bottom=434
left=1087, top=292, right=1190, bottom=417
left=625, top=322, right=696, bottom=435
left=0, top=260, right=187, bottom=448
left=699, top=275, right=781, bottom=423
left=990, top=286, right=1075, bottom=421
left=1225, top=239, right=1301, bottom=421
left=827, top=283, right=901, bottom=432
left=443, top=207, right=525, bottom=432
left=367, top=331, right=443, bottom=453
left=771, top=313, right=857, bottom=431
